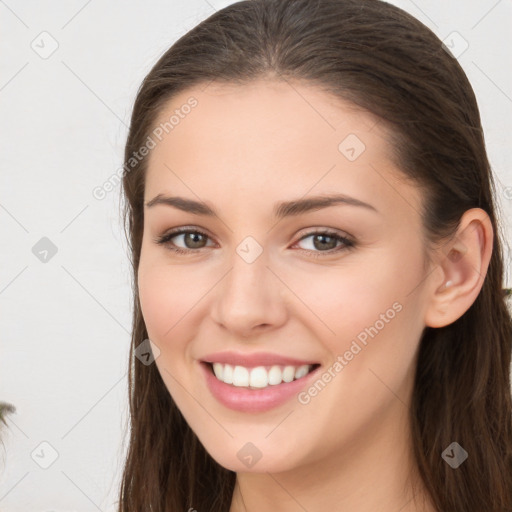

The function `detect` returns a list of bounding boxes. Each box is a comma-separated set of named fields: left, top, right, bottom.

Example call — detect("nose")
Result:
left=210, top=248, right=288, bottom=338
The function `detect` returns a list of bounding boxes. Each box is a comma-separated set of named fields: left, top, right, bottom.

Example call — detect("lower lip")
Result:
left=199, top=361, right=321, bottom=413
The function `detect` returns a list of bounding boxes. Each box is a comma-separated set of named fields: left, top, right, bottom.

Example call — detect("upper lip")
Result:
left=200, top=351, right=319, bottom=367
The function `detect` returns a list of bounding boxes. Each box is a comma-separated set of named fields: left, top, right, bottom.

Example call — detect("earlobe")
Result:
left=424, top=208, right=493, bottom=328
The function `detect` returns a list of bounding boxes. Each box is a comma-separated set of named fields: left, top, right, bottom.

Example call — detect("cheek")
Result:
left=138, top=267, right=172, bottom=339
left=280, top=261, right=400, bottom=340
left=137, top=263, right=200, bottom=403
left=285, top=246, right=423, bottom=369
left=137, top=254, right=220, bottom=379
left=137, top=260, right=199, bottom=346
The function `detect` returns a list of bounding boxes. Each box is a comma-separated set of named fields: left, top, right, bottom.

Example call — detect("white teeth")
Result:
left=232, top=365, right=249, bottom=386
left=212, top=362, right=224, bottom=381
left=211, top=363, right=315, bottom=388
left=249, top=366, right=268, bottom=388
left=268, top=365, right=282, bottom=385
left=282, top=366, right=295, bottom=383
left=222, top=363, right=233, bottom=384
left=294, top=365, right=310, bottom=379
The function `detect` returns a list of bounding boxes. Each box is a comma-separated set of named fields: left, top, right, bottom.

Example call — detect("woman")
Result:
left=118, top=0, right=512, bottom=510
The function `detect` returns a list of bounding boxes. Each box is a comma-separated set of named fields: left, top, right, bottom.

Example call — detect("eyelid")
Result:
left=295, top=226, right=352, bottom=240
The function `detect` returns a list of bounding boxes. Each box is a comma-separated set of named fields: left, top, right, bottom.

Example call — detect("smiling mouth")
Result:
left=204, top=361, right=321, bottom=389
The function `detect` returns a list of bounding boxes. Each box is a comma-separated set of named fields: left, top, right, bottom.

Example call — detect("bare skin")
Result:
left=137, top=78, right=493, bottom=512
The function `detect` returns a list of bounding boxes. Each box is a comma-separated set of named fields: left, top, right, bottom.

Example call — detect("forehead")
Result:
left=145, top=79, right=423, bottom=223
left=150, top=78, right=388, bottom=155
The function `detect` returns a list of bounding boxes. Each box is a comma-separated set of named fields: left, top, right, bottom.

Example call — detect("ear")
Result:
left=424, top=208, right=494, bottom=328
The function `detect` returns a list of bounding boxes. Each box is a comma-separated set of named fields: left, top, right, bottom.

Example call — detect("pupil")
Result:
left=315, top=234, right=335, bottom=250
left=187, top=233, right=205, bottom=248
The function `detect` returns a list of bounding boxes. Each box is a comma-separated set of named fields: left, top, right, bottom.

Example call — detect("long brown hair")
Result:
left=118, top=0, right=512, bottom=510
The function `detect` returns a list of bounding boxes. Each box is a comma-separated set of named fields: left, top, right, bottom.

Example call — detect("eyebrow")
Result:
left=145, top=193, right=379, bottom=218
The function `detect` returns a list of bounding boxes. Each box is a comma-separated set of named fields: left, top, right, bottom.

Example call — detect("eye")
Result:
left=292, top=229, right=355, bottom=258
left=154, top=227, right=214, bottom=254
left=154, top=227, right=356, bottom=258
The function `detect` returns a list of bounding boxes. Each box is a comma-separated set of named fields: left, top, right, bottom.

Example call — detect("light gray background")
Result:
left=1, top=0, right=511, bottom=510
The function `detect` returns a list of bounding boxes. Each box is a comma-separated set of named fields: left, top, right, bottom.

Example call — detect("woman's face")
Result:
left=138, top=79, right=437, bottom=473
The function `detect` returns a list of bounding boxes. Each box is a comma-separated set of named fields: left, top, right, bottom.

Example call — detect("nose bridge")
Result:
left=222, top=245, right=272, bottom=309
left=212, top=240, right=286, bottom=334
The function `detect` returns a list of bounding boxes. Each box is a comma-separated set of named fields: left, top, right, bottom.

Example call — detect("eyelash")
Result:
left=154, top=226, right=356, bottom=258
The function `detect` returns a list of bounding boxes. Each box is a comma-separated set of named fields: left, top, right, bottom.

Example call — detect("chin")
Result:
left=202, top=442, right=301, bottom=474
